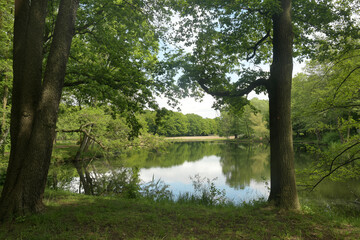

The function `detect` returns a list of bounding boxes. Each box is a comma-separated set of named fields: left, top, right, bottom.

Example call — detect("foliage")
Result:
left=298, top=135, right=360, bottom=190
left=165, top=0, right=358, bottom=105
left=177, top=174, right=228, bottom=206
left=292, top=52, right=360, bottom=143
left=292, top=48, right=360, bottom=189
left=142, top=110, right=218, bottom=137
left=218, top=98, right=269, bottom=139
left=0, top=0, right=13, bottom=82
left=322, top=131, right=341, bottom=144
left=59, top=0, right=180, bottom=138
left=56, top=105, right=168, bottom=155
left=93, top=167, right=142, bottom=199
left=141, top=176, right=174, bottom=201
left=0, top=0, right=13, bottom=153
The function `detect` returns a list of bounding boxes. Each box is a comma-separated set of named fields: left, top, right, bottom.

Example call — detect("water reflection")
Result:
left=219, top=143, right=270, bottom=189
left=47, top=142, right=272, bottom=203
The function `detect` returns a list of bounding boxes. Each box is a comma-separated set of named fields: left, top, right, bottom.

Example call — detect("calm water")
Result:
left=137, top=143, right=271, bottom=203
left=47, top=141, right=358, bottom=204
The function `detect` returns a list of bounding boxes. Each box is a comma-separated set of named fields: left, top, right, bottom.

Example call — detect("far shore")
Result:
left=165, top=135, right=235, bottom=141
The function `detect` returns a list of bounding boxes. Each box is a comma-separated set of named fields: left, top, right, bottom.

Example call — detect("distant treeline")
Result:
left=141, top=98, right=269, bottom=139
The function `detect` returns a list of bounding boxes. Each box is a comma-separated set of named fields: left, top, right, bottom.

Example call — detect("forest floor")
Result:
left=0, top=190, right=359, bottom=240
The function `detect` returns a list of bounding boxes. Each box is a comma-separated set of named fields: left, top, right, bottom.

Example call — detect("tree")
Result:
left=170, top=0, right=357, bottom=209
left=0, top=0, right=79, bottom=221
left=0, top=0, right=175, bottom=220
left=186, top=114, right=206, bottom=136
left=218, top=98, right=269, bottom=139
left=157, top=111, right=189, bottom=136
left=62, top=0, right=168, bottom=137
left=173, top=0, right=299, bottom=209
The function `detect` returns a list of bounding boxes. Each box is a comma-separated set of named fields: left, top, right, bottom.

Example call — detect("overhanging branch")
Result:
left=333, top=65, right=360, bottom=101
left=198, top=77, right=268, bottom=98
left=329, top=142, right=360, bottom=172
left=57, top=124, right=107, bottom=150
left=311, top=157, right=360, bottom=192
left=63, top=80, right=88, bottom=87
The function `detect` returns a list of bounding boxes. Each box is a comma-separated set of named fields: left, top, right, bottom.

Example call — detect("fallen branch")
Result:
left=56, top=124, right=107, bottom=151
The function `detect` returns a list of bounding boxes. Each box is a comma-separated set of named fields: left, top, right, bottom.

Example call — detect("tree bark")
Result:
left=0, top=0, right=79, bottom=221
left=267, top=0, right=300, bottom=210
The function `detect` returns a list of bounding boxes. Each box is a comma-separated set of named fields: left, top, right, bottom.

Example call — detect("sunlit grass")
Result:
left=0, top=190, right=359, bottom=240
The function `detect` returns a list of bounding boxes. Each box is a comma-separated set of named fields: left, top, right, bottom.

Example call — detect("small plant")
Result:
left=178, top=174, right=228, bottom=206
left=141, top=175, right=173, bottom=201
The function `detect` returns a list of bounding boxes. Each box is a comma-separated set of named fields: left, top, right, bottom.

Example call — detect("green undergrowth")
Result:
left=0, top=190, right=359, bottom=240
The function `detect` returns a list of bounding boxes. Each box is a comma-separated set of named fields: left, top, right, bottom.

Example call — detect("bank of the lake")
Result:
left=0, top=190, right=359, bottom=240
left=166, top=135, right=234, bottom=141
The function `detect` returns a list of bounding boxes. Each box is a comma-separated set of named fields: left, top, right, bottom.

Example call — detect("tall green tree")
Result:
left=0, top=0, right=172, bottom=220
left=170, top=0, right=357, bottom=209
left=59, top=0, right=175, bottom=137
left=157, top=111, right=189, bottom=136
left=218, top=98, right=269, bottom=139
left=0, top=0, right=79, bottom=221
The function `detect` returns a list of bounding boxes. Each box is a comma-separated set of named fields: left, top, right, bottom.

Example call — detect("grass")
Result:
left=0, top=190, right=359, bottom=239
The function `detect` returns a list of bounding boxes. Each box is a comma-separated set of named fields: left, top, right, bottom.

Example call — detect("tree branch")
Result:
left=56, top=123, right=107, bottom=150
left=246, top=31, right=270, bottom=61
left=63, top=80, right=88, bottom=87
left=329, top=141, right=360, bottom=172
left=63, top=70, right=92, bottom=87
left=333, top=65, right=360, bottom=101
left=311, top=157, right=360, bottom=192
left=82, top=129, right=107, bottom=150
left=320, top=103, right=360, bottom=112
left=198, top=77, right=268, bottom=98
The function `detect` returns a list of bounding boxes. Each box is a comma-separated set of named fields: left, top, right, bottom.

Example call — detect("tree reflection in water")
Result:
left=45, top=142, right=357, bottom=204
left=219, top=143, right=270, bottom=189
left=47, top=142, right=273, bottom=201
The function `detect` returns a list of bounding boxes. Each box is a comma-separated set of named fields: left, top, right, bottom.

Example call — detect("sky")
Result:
left=156, top=61, right=306, bottom=119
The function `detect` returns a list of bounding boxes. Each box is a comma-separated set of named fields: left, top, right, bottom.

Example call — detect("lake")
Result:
left=47, top=141, right=359, bottom=204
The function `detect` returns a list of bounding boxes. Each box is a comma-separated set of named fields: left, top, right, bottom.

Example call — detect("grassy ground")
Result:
left=0, top=191, right=359, bottom=240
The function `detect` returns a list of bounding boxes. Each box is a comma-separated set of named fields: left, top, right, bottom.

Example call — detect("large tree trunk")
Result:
left=0, top=0, right=79, bottom=221
left=267, top=0, right=300, bottom=210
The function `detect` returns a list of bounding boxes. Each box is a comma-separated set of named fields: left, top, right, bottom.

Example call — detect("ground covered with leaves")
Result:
left=0, top=191, right=359, bottom=240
